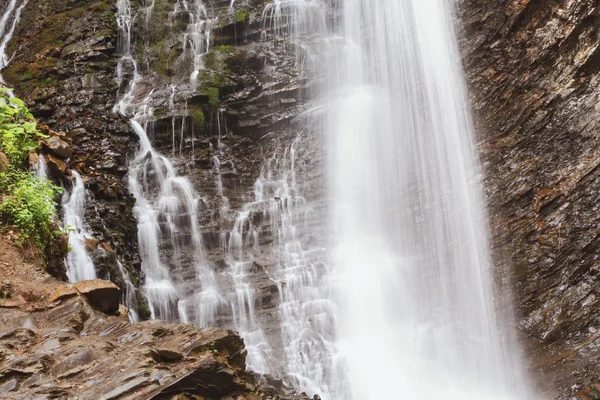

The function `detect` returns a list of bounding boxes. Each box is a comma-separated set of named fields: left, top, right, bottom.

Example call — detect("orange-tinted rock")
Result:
left=48, top=285, right=78, bottom=303
left=73, top=279, right=120, bottom=314
left=45, top=154, right=67, bottom=178
left=84, top=237, right=99, bottom=251
left=101, top=242, right=115, bottom=254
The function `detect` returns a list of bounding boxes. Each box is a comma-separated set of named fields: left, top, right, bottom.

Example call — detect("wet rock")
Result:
left=457, top=0, right=600, bottom=396
left=0, top=151, right=9, bottom=173
left=45, top=154, right=67, bottom=178
left=0, top=292, right=310, bottom=400
left=73, top=279, right=120, bottom=314
left=42, top=136, right=72, bottom=159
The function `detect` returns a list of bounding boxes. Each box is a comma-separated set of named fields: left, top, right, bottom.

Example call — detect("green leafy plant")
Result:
left=0, top=169, right=62, bottom=248
left=235, top=9, right=249, bottom=23
left=0, top=89, right=48, bottom=165
left=0, top=89, right=62, bottom=251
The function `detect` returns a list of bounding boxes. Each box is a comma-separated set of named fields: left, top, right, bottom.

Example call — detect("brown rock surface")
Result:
left=73, top=279, right=120, bottom=314
left=42, top=136, right=73, bottom=159
left=0, top=238, right=312, bottom=400
left=45, top=153, right=67, bottom=178
left=457, top=0, right=600, bottom=397
left=0, top=151, right=8, bottom=173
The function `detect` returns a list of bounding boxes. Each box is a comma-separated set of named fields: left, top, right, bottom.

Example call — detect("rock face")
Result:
left=457, top=0, right=600, bottom=397
left=5, top=0, right=325, bottom=382
left=6, top=0, right=600, bottom=397
left=0, top=298, right=310, bottom=400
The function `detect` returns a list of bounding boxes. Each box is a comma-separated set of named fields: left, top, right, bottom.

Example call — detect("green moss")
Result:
left=190, top=107, right=205, bottom=127
left=200, top=87, right=219, bottom=109
left=235, top=9, right=249, bottom=23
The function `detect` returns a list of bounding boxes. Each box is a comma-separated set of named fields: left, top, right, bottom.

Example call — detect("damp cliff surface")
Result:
left=2, top=0, right=142, bottom=287
left=458, top=0, right=600, bottom=397
left=4, top=0, right=600, bottom=398
left=3, top=0, right=327, bottom=386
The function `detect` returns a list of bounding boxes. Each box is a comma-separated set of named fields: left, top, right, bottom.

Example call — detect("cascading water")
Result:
left=115, top=0, right=228, bottom=326
left=33, top=154, right=48, bottom=179
left=0, top=0, right=28, bottom=93
left=62, top=171, right=97, bottom=282
left=108, top=0, right=534, bottom=398
left=321, top=1, right=533, bottom=399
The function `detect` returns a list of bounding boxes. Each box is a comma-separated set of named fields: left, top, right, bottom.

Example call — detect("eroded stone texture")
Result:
left=457, top=0, right=600, bottom=397
left=0, top=296, right=312, bottom=400
left=0, top=246, right=313, bottom=400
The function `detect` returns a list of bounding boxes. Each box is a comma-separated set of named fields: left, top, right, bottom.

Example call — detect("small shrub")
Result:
left=201, top=87, right=219, bottom=109
left=235, top=9, right=249, bottom=23
left=0, top=169, right=62, bottom=248
left=191, top=107, right=205, bottom=127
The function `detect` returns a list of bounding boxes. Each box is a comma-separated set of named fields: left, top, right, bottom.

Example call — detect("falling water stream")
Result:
left=322, top=1, right=533, bottom=399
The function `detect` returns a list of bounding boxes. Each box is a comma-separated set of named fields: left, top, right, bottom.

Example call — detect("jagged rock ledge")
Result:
left=0, top=240, right=313, bottom=400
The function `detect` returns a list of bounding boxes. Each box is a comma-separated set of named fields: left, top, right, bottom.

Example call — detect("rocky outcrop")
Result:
left=0, top=152, right=8, bottom=173
left=457, top=0, right=600, bottom=397
left=0, top=298, right=311, bottom=399
left=0, top=238, right=313, bottom=399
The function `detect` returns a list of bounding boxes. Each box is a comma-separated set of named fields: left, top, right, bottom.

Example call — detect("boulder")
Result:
left=0, top=151, right=9, bottom=173
left=45, top=154, right=67, bottom=178
left=73, top=279, right=120, bottom=314
left=42, top=137, right=73, bottom=159
left=149, top=347, right=184, bottom=362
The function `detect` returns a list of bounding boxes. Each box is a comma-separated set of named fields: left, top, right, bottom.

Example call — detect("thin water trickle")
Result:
left=33, top=154, right=49, bottom=179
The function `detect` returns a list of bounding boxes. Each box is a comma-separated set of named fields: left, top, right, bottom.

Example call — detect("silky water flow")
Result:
left=322, top=1, right=535, bottom=399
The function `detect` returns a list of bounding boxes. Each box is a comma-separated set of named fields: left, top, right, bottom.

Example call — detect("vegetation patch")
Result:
left=190, top=106, right=205, bottom=127
left=235, top=9, right=249, bottom=23
left=0, top=89, right=63, bottom=251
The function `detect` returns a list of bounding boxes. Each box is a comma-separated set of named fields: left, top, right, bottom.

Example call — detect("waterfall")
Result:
left=0, top=0, right=28, bottom=94
left=62, top=171, right=97, bottom=282
left=321, top=0, right=533, bottom=399
left=106, top=0, right=534, bottom=398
